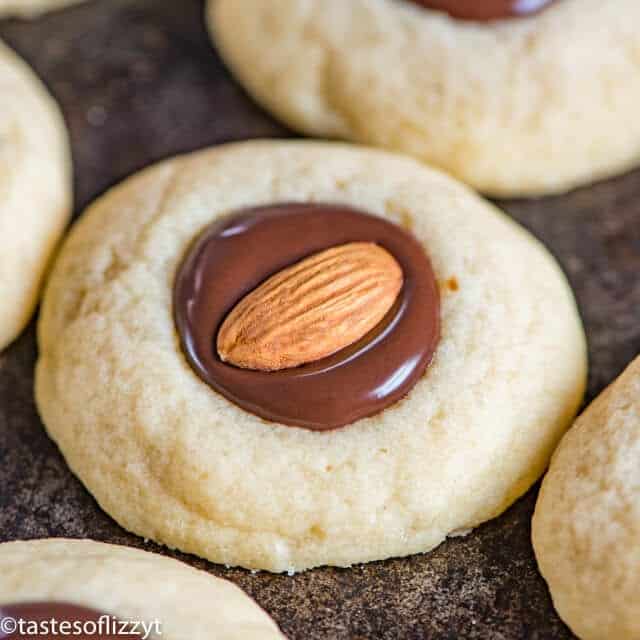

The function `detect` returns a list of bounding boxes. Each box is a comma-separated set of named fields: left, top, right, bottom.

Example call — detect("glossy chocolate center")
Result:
left=174, top=203, right=440, bottom=431
left=0, top=602, right=144, bottom=639
left=407, top=0, right=557, bottom=20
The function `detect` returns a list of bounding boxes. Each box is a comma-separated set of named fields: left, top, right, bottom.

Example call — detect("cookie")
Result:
left=36, top=140, right=587, bottom=572
left=532, top=356, right=640, bottom=640
left=0, top=41, right=71, bottom=350
left=208, top=0, right=640, bottom=197
left=0, top=538, right=284, bottom=639
left=0, top=0, right=83, bottom=18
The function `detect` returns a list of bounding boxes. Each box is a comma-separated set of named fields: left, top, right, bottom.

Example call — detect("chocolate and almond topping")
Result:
left=174, top=203, right=440, bottom=431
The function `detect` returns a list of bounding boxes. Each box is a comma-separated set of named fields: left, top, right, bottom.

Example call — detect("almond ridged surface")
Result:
left=217, top=242, right=403, bottom=371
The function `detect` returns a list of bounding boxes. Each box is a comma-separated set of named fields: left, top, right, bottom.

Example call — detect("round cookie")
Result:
left=0, top=0, right=83, bottom=18
left=208, top=0, right=640, bottom=197
left=36, top=140, right=587, bottom=572
left=0, top=538, right=284, bottom=639
left=532, top=356, right=640, bottom=640
left=0, top=41, right=71, bottom=350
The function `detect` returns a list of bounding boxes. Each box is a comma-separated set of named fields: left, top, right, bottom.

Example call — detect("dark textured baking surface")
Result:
left=0, top=1, right=638, bottom=638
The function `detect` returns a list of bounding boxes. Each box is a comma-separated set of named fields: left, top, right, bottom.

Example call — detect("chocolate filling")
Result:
left=407, top=0, right=557, bottom=20
left=0, top=602, right=144, bottom=639
left=174, top=203, right=440, bottom=431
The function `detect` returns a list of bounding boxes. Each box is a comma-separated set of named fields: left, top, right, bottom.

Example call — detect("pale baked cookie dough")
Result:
left=0, top=41, right=71, bottom=350
left=0, top=0, right=84, bottom=18
left=36, top=141, right=587, bottom=572
left=209, top=0, right=640, bottom=197
left=0, top=538, right=284, bottom=639
left=532, top=356, right=640, bottom=640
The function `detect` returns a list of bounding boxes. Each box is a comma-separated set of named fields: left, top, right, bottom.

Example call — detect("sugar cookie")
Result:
left=36, top=141, right=587, bottom=572
left=209, top=0, right=640, bottom=196
left=533, top=356, right=640, bottom=640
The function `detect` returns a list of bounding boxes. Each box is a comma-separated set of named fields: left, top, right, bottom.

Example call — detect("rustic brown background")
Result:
left=0, top=1, right=638, bottom=638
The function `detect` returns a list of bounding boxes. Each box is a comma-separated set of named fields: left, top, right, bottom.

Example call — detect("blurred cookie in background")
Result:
left=0, top=0, right=84, bottom=18
left=209, top=0, right=640, bottom=197
left=0, top=39, right=71, bottom=350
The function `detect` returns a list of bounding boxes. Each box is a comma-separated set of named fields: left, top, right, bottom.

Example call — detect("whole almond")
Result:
left=217, top=242, right=403, bottom=371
